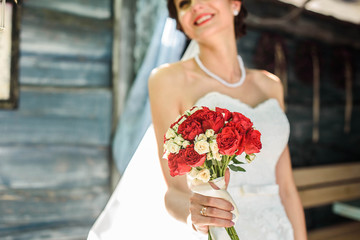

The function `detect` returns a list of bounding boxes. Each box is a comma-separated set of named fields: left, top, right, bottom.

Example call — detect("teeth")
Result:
left=196, top=15, right=212, bottom=25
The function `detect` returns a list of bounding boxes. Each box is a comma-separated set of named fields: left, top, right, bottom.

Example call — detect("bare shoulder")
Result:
left=249, top=69, right=285, bottom=109
left=148, top=61, right=185, bottom=93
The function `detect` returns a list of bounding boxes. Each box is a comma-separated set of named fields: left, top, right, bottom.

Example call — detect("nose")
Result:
left=190, top=0, right=205, bottom=12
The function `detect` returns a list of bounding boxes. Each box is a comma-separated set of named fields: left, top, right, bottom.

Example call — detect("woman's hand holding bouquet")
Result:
left=163, top=106, right=262, bottom=240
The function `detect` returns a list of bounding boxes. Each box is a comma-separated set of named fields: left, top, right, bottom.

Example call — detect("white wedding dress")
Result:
left=88, top=91, right=294, bottom=240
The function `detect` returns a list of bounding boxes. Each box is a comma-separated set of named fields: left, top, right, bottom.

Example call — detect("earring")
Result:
left=233, top=9, right=239, bottom=16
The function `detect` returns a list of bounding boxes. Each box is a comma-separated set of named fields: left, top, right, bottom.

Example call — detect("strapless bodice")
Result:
left=195, top=91, right=290, bottom=187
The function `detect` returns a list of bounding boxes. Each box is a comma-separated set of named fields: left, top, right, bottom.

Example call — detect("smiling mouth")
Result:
left=194, top=14, right=214, bottom=26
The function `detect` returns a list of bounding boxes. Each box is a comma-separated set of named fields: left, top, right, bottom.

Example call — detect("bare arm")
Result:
left=148, top=66, right=191, bottom=223
left=267, top=72, right=307, bottom=240
left=148, top=65, right=234, bottom=233
left=276, top=146, right=308, bottom=240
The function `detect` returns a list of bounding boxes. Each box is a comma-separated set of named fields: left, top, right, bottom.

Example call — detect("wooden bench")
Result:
left=293, top=162, right=360, bottom=240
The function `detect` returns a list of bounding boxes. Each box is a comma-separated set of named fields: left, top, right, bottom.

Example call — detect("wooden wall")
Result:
left=238, top=1, right=360, bottom=230
left=0, top=0, right=113, bottom=239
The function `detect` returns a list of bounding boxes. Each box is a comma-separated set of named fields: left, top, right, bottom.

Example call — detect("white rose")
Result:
left=210, top=141, right=219, bottom=154
left=196, top=134, right=207, bottom=142
left=165, top=128, right=177, bottom=139
left=205, top=129, right=215, bottom=138
left=194, top=140, right=210, bottom=155
left=207, top=153, right=212, bottom=160
left=178, top=116, right=186, bottom=125
left=182, top=140, right=191, bottom=148
left=191, top=178, right=205, bottom=186
left=166, top=140, right=181, bottom=154
left=214, top=152, right=222, bottom=161
left=190, top=106, right=202, bottom=114
left=197, top=169, right=211, bottom=183
left=188, top=168, right=199, bottom=179
left=174, top=135, right=184, bottom=145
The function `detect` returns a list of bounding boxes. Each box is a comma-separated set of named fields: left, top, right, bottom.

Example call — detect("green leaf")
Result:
left=205, top=160, right=213, bottom=168
left=232, top=158, right=245, bottom=164
left=229, top=164, right=246, bottom=172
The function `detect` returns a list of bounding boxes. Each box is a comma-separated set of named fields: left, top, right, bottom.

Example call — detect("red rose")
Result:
left=167, top=149, right=191, bottom=177
left=184, top=145, right=206, bottom=167
left=216, top=107, right=232, bottom=121
left=223, top=122, right=246, bottom=155
left=232, top=112, right=253, bottom=131
left=199, top=110, right=225, bottom=133
left=189, top=108, right=224, bottom=133
left=217, top=127, right=243, bottom=156
left=178, top=118, right=203, bottom=141
left=244, top=129, right=262, bottom=154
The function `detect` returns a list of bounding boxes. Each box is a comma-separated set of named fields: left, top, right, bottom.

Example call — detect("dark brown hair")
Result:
left=167, top=0, right=248, bottom=39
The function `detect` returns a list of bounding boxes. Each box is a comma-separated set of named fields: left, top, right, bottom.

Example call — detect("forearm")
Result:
left=281, top=188, right=308, bottom=240
left=164, top=187, right=192, bottom=223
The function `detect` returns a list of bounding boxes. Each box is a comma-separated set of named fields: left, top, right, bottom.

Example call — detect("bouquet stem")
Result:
left=225, top=226, right=240, bottom=240
left=208, top=226, right=240, bottom=240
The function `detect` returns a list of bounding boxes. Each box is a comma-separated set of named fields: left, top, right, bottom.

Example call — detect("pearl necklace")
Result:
left=194, top=54, right=246, bottom=88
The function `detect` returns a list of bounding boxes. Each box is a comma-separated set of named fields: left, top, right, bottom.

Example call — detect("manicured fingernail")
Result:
left=232, top=214, right=236, bottom=220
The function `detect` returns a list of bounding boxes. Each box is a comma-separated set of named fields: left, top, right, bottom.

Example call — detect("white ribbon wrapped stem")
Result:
left=190, top=177, right=239, bottom=240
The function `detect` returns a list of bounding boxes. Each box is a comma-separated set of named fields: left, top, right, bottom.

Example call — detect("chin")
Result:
left=191, top=27, right=228, bottom=43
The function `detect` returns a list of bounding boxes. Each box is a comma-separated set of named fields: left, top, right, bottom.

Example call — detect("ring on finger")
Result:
left=200, top=206, right=208, bottom=217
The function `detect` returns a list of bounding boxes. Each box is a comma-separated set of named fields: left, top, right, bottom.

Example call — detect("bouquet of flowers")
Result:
left=163, top=106, right=262, bottom=240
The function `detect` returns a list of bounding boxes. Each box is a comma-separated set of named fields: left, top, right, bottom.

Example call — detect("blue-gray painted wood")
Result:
left=24, top=0, right=112, bottom=19
left=19, top=5, right=112, bottom=87
left=1, top=224, right=92, bottom=240
left=1, top=224, right=93, bottom=240
left=0, top=88, right=112, bottom=146
left=0, top=145, right=109, bottom=190
left=0, top=1, right=114, bottom=239
left=20, top=56, right=111, bottom=87
left=0, top=187, right=109, bottom=234
left=20, top=7, right=113, bottom=60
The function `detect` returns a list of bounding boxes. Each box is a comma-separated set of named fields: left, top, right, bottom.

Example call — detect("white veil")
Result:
left=87, top=41, right=204, bottom=240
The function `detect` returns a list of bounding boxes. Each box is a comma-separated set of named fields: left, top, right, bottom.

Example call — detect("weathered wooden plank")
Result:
left=0, top=145, right=109, bottom=190
left=0, top=88, right=112, bottom=146
left=294, top=163, right=360, bottom=188
left=20, top=56, right=111, bottom=87
left=20, top=7, right=112, bottom=59
left=333, top=200, right=360, bottom=221
left=299, top=182, right=360, bottom=208
left=0, top=187, right=109, bottom=228
left=0, top=222, right=91, bottom=240
left=308, top=222, right=360, bottom=240
left=1, top=223, right=92, bottom=240
left=287, top=103, right=313, bottom=142
left=319, top=105, right=360, bottom=144
left=23, top=0, right=112, bottom=19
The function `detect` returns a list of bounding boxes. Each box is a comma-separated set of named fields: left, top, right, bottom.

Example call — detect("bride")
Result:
left=88, top=0, right=307, bottom=239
